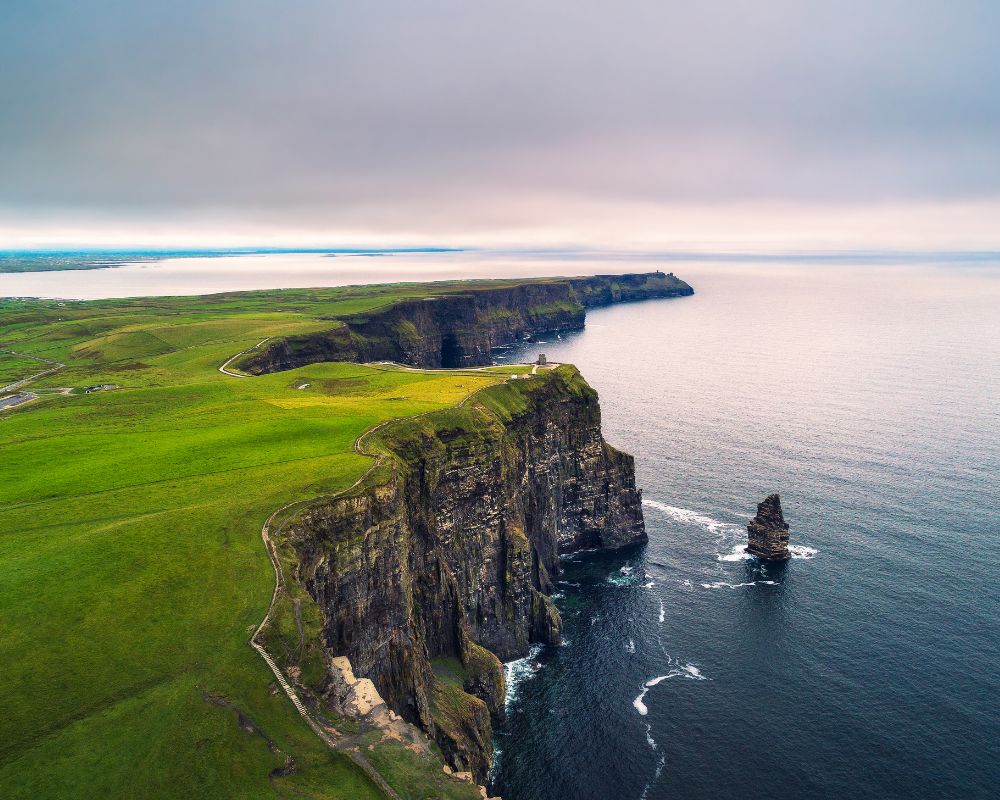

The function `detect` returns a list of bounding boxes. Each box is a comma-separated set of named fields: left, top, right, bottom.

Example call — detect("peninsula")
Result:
left=0, top=272, right=691, bottom=800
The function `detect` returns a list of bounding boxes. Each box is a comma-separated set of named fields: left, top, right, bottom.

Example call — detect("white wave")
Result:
left=642, top=500, right=739, bottom=537
left=620, top=565, right=634, bottom=575
left=639, top=752, right=668, bottom=800
left=642, top=580, right=655, bottom=588
left=700, top=580, right=779, bottom=589
left=626, top=638, right=636, bottom=653
left=633, top=665, right=707, bottom=716
left=503, top=644, right=544, bottom=711
left=658, top=600, right=665, bottom=624
left=488, top=744, right=504, bottom=783
left=645, top=723, right=656, bottom=750
left=717, top=543, right=751, bottom=562
left=633, top=688, right=650, bottom=716
left=789, top=544, right=818, bottom=559
left=643, top=500, right=764, bottom=565
left=590, top=613, right=601, bottom=626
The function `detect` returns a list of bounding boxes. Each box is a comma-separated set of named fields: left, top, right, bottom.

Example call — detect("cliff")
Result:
left=263, top=366, right=646, bottom=783
left=240, top=271, right=692, bottom=373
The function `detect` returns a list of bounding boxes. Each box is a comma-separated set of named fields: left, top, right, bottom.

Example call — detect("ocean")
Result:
left=492, top=263, right=1000, bottom=799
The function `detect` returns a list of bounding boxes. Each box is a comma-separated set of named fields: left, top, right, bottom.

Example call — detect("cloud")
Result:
left=2, top=0, right=999, bottom=246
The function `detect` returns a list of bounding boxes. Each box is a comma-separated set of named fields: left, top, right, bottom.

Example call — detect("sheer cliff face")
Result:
left=281, top=368, right=645, bottom=781
left=242, top=271, right=693, bottom=373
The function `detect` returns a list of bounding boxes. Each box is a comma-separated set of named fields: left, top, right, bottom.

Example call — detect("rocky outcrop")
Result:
left=240, top=271, right=692, bottom=373
left=276, top=366, right=645, bottom=782
left=567, top=272, right=695, bottom=307
left=327, top=656, right=388, bottom=718
left=746, top=494, right=792, bottom=560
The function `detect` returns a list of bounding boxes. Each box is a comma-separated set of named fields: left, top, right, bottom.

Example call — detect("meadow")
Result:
left=0, top=285, right=529, bottom=799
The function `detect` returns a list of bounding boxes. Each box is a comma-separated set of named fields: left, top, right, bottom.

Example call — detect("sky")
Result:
left=2, top=0, right=1000, bottom=251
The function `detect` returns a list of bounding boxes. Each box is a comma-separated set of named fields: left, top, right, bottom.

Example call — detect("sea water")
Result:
left=492, top=263, right=1000, bottom=799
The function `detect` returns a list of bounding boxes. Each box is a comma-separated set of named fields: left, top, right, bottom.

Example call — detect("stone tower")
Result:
left=746, top=493, right=792, bottom=561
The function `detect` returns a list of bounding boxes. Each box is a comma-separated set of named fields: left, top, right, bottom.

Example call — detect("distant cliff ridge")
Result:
left=264, top=367, right=647, bottom=783
left=240, top=271, right=693, bottom=372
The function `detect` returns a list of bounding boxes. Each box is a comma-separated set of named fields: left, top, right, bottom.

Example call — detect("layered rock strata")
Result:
left=240, top=271, right=693, bottom=373
left=277, top=367, right=646, bottom=782
left=746, top=493, right=792, bottom=560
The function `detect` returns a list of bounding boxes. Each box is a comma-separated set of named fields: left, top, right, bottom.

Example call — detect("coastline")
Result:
left=0, top=272, right=691, bottom=800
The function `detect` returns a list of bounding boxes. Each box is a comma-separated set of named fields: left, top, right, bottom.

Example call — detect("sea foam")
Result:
left=633, top=665, right=707, bottom=715
left=717, top=544, right=752, bottom=562
left=503, top=644, right=544, bottom=712
left=642, top=500, right=738, bottom=537
left=700, top=580, right=779, bottom=589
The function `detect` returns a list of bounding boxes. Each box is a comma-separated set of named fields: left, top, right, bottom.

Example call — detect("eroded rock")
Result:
left=746, top=493, right=792, bottom=561
left=328, top=656, right=387, bottom=718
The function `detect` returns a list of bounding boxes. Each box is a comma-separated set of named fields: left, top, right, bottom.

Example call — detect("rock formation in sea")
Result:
left=746, top=493, right=792, bottom=560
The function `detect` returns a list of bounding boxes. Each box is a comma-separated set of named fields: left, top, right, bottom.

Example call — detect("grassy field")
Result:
left=0, top=286, right=519, bottom=799
left=0, top=352, right=49, bottom=385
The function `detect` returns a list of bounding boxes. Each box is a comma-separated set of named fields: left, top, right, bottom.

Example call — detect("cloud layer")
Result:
left=3, top=1, right=1000, bottom=247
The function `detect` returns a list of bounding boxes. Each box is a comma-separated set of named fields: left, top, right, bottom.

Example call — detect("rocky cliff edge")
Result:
left=260, top=366, right=646, bottom=783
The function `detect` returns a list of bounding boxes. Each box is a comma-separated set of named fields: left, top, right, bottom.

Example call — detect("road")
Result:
left=0, top=392, right=38, bottom=411
left=1, top=349, right=65, bottom=394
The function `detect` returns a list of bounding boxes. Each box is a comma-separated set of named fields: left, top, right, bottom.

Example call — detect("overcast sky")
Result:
left=2, top=0, right=999, bottom=249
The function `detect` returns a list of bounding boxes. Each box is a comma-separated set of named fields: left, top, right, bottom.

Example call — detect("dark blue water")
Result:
left=492, top=263, right=1000, bottom=800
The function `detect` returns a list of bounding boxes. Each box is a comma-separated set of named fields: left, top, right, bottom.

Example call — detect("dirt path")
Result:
left=249, top=496, right=405, bottom=800
left=218, top=337, right=271, bottom=377
left=223, top=350, right=516, bottom=799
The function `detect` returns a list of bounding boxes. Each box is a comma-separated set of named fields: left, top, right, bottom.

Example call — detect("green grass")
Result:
left=0, top=288, right=510, bottom=799
left=365, top=741, right=481, bottom=800
left=431, top=657, right=469, bottom=688
left=0, top=352, right=47, bottom=385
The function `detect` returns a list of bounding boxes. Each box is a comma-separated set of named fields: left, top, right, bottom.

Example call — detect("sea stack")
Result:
left=746, top=494, right=792, bottom=561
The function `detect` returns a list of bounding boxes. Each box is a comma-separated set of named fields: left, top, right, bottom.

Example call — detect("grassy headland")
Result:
left=0, top=284, right=526, bottom=799
left=0, top=274, right=686, bottom=798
